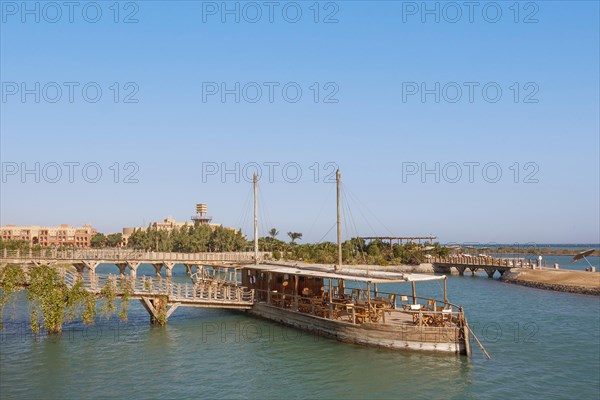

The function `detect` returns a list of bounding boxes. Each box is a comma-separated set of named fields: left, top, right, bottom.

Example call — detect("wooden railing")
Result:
left=1, top=249, right=271, bottom=263
left=397, top=294, right=465, bottom=327
left=61, top=271, right=255, bottom=305
left=431, top=255, right=537, bottom=268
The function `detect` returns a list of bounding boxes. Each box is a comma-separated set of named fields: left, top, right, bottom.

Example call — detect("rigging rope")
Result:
left=341, top=187, right=359, bottom=239
left=341, top=187, right=367, bottom=262
left=305, top=183, right=336, bottom=240
left=236, top=184, right=253, bottom=236
left=257, top=186, right=271, bottom=238
left=343, top=185, right=396, bottom=236
left=316, top=222, right=338, bottom=244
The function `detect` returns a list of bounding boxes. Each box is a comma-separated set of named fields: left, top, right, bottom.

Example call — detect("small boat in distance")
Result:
left=194, top=171, right=472, bottom=355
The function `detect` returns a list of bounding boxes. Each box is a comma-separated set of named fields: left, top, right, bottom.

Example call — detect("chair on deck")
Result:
left=401, top=296, right=412, bottom=310
left=439, top=309, right=453, bottom=326
left=420, top=302, right=436, bottom=326
left=399, top=295, right=410, bottom=308
left=310, top=297, right=328, bottom=318
left=353, top=304, right=369, bottom=324
left=368, top=303, right=384, bottom=323
left=297, top=297, right=311, bottom=313
left=334, top=302, right=352, bottom=321
left=314, top=304, right=329, bottom=318
left=426, top=299, right=436, bottom=311
left=388, top=294, right=397, bottom=309
left=271, top=292, right=282, bottom=306
left=409, top=303, right=422, bottom=324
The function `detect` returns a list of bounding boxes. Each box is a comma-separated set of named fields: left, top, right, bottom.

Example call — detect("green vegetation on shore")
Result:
left=0, top=239, right=42, bottom=251
left=126, top=225, right=247, bottom=252
left=91, top=233, right=123, bottom=248
left=260, top=236, right=449, bottom=266
left=126, top=226, right=448, bottom=265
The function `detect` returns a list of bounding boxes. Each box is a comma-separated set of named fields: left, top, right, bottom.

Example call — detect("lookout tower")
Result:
left=192, top=203, right=213, bottom=225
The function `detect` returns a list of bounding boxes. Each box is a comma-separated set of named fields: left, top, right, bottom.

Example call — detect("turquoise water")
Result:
left=1, top=266, right=599, bottom=399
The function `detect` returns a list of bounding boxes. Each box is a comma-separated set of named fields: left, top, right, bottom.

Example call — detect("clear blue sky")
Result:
left=1, top=1, right=599, bottom=245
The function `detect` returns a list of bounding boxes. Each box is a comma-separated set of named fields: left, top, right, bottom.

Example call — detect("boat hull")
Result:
left=248, top=303, right=466, bottom=354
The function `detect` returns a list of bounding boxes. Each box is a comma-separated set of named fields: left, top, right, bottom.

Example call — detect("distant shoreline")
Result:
left=485, top=248, right=599, bottom=257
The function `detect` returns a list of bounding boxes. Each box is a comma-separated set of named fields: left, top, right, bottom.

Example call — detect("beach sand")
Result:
left=501, top=269, right=600, bottom=295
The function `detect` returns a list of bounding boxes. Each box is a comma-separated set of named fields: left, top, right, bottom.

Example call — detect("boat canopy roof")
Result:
left=242, top=263, right=446, bottom=284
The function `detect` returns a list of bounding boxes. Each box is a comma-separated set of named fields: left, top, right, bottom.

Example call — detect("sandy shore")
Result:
left=501, top=269, right=600, bottom=295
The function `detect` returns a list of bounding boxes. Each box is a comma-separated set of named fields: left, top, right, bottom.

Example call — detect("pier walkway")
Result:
left=431, top=255, right=539, bottom=278
left=62, top=271, right=254, bottom=308
left=0, top=249, right=271, bottom=277
left=62, top=269, right=255, bottom=323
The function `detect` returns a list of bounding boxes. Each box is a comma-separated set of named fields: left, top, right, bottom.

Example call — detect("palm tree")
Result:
left=287, top=232, right=303, bottom=244
left=268, top=228, right=279, bottom=239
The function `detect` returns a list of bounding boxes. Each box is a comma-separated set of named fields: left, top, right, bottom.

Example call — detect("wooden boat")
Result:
left=242, top=263, right=470, bottom=355
left=195, top=171, right=472, bottom=355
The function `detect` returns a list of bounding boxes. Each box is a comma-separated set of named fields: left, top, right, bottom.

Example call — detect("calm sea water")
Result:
left=1, top=265, right=599, bottom=400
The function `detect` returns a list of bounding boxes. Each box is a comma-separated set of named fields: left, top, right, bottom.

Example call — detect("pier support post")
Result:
left=73, top=263, right=86, bottom=276
left=116, top=263, right=128, bottom=276
left=152, top=263, right=163, bottom=277
left=164, top=262, right=175, bottom=278
left=456, top=266, right=466, bottom=276
left=82, top=260, right=99, bottom=275
left=140, top=296, right=169, bottom=325
left=127, top=261, right=141, bottom=278
left=484, top=268, right=496, bottom=279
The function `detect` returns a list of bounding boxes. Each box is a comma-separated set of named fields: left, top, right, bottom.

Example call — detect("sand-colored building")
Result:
left=0, top=223, right=97, bottom=248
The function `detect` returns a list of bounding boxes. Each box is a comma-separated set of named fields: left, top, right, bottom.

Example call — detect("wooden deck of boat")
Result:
left=385, top=309, right=420, bottom=326
left=254, top=301, right=460, bottom=334
left=382, top=309, right=462, bottom=334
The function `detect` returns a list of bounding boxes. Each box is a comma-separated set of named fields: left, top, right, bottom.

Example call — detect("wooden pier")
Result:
left=1, top=250, right=270, bottom=325
left=431, top=255, right=540, bottom=278
left=61, top=268, right=254, bottom=324
left=0, top=249, right=271, bottom=277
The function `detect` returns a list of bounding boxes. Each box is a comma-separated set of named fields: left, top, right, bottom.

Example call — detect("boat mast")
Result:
left=336, top=169, right=342, bottom=272
left=254, top=172, right=259, bottom=265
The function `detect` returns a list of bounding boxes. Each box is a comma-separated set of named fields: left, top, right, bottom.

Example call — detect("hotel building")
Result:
left=0, top=224, right=97, bottom=248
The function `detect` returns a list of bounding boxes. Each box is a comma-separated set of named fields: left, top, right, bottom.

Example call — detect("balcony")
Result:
left=191, top=216, right=213, bottom=223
